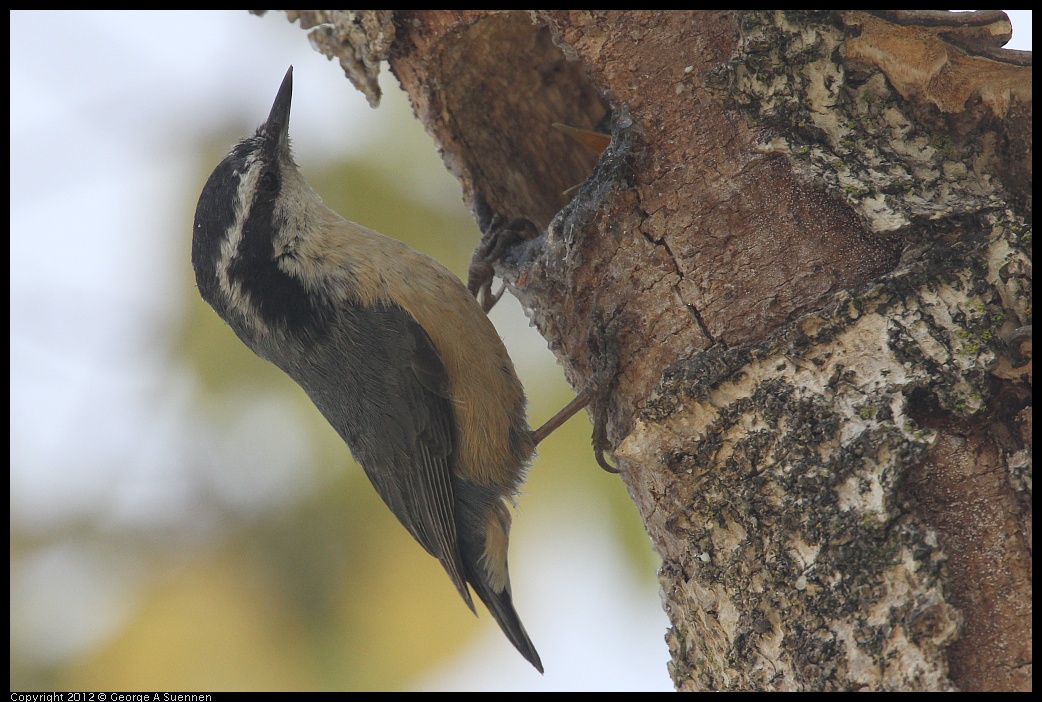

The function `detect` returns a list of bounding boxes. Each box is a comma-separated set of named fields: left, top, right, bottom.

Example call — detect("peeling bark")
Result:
left=263, top=10, right=1031, bottom=691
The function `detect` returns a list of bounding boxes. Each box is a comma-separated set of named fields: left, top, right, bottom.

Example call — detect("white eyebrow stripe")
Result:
left=215, top=150, right=270, bottom=335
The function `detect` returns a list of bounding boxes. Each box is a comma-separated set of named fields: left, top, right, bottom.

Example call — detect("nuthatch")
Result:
left=192, top=67, right=591, bottom=672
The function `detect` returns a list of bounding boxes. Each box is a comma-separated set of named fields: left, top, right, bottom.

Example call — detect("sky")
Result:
left=9, top=9, right=1031, bottom=693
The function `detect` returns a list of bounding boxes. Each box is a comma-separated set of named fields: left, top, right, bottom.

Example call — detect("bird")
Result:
left=191, top=66, right=559, bottom=672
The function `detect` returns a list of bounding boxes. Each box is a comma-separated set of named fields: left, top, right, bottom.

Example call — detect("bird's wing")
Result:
left=290, top=301, right=473, bottom=610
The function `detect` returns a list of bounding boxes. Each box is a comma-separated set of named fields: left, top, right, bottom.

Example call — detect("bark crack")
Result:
left=641, top=227, right=718, bottom=347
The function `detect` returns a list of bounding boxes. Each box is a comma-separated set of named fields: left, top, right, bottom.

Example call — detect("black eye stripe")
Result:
left=259, top=168, right=280, bottom=193
left=222, top=159, right=326, bottom=338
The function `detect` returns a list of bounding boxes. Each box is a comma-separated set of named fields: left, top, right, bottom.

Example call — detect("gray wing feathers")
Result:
left=285, top=302, right=473, bottom=609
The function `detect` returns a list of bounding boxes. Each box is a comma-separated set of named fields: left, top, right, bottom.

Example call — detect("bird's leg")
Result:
left=530, top=382, right=595, bottom=447
left=530, top=379, right=620, bottom=473
left=467, top=216, right=540, bottom=313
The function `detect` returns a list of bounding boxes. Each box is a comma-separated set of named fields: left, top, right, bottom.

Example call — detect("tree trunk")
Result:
left=272, top=10, right=1032, bottom=691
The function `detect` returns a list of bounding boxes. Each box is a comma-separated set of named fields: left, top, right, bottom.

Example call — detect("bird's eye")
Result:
left=259, top=169, right=280, bottom=193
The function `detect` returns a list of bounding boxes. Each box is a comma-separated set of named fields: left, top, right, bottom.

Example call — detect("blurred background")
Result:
left=10, top=10, right=1031, bottom=692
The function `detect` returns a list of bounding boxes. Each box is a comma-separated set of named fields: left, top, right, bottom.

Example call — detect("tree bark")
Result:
left=271, top=10, right=1031, bottom=691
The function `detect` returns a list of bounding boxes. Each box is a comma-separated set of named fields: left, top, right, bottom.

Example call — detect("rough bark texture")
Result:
left=270, top=10, right=1031, bottom=691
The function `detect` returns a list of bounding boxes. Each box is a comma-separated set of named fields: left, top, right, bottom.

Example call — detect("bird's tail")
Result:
left=469, top=566, right=543, bottom=673
left=455, top=490, right=543, bottom=673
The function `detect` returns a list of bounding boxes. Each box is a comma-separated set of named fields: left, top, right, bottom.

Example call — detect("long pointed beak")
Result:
left=264, top=66, right=293, bottom=145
